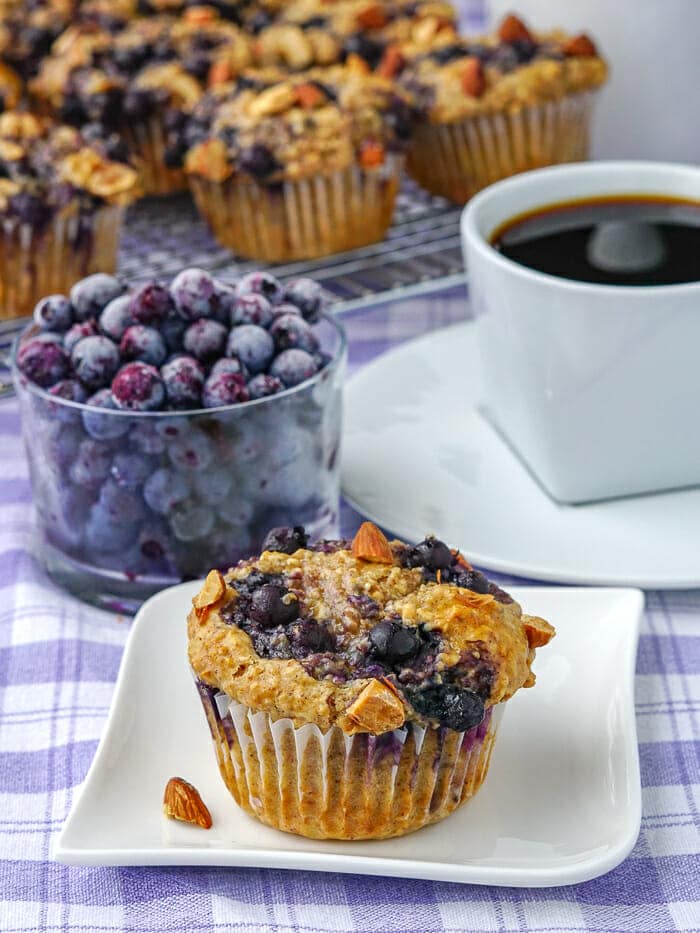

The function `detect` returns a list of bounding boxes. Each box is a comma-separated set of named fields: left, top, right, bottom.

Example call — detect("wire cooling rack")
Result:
left=0, top=181, right=465, bottom=396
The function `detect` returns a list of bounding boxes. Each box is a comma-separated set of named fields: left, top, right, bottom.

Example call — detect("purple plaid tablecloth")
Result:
left=1, top=292, right=699, bottom=933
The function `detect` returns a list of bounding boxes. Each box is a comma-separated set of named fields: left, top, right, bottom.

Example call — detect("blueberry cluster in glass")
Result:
left=18, top=267, right=328, bottom=409
left=223, top=528, right=501, bottom=732
left=15, top=269, right=342, bottom=586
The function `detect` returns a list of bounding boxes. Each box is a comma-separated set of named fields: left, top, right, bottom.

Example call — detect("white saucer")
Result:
left=55, top=581, right=643, bottom=887
left=342, top=321, right=700, bottom=588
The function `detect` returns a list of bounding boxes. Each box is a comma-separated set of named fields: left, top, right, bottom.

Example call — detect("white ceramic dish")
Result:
left=342, top=321, right=700, bottom=588
left=55, top=580, right=643, bottom=887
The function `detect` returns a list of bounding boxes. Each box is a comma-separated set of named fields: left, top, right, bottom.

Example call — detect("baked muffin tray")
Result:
left=54, top=581, right=643, bottom=887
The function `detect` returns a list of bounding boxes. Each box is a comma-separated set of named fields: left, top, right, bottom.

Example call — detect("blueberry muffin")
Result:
left=0, top=110, right=139, bottom=320
left=0, top=0, right=74, bottom=79
left=0, top=59, right=21, bottom=112
left=184, top=63, right=412, bottom=260
left=30, top=9, right=253, bottom=195
left=188, top=522, right=554, bottom=839
left=398, top=13, right=607, bottom=203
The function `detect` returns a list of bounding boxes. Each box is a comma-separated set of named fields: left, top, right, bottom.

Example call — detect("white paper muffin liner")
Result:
left=124, top=114, right=187, bottom=197
left=196, top=680, right=504, bottom=840
left=0, top=205, right=124, bottom=321
left=188, top=155, right=405, bottom=262
left=407, top=90, right=596, bottom=204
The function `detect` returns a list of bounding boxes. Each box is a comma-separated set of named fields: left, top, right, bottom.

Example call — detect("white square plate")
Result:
left=55, top=583, right=643, bottom=887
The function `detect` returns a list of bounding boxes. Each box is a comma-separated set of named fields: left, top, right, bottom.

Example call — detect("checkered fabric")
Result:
left=1, top=293, right=698, bottom=933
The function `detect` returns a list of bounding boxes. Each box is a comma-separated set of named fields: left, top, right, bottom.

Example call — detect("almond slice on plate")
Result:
left=163, top=777, right=212, bottom=829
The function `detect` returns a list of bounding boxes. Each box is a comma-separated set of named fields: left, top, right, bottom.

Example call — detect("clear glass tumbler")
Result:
left=13, top=315, right=345, bottom=613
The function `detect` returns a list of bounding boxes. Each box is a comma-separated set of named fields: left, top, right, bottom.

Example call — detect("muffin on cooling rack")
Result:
left=0, top=110, right=139, bottom=320
left=398, top=13, right=608, bottom=203
left=189, top=521, right=554, bottom=840
left=184, top=63, right=413, bottom=261
left=30, top=9, right=253, bottom=196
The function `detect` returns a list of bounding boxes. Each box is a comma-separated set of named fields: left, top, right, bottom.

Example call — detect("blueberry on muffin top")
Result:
left=188, top=522, right=555, bottom=735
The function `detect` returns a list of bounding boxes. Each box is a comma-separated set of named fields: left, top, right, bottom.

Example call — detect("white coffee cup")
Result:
left=485, top=0, right=700, bottom=164
left=461, top=160, right=700, bottom=504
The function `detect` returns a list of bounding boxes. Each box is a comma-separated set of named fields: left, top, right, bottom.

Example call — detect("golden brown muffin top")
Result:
left=188, top=523, right=554, bottom=735
left=398, top=14, right=607, bottom=123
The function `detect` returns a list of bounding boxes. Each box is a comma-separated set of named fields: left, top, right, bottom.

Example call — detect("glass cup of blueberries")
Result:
left=12, top=267, right=346, bottom=612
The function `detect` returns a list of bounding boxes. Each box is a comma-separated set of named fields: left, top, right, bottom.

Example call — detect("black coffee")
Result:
left=491, top=196, right=700, bottom=286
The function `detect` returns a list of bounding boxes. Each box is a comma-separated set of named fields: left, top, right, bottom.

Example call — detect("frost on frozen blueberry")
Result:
left=183, top=318, right=228, bottom=363
left=71, top=335, right=121, bottom=390
left=48, top=379, right=87, bottom=422
left=120, top=325, right=167, bottom=367
left=99, top=294, right=133, bottom=341
left=202, top=371, right=249, bottom=408
left=270, top=348, right=318, bottom=387
left=170, top=267, right=218, bottom=321
left=283, top=277, right=324, bottom=322
left=63, top=320, right=98, bottom=354
left=169, top=499, right=214, bottom=541
left=110, top=451, right=153, bottom=489
left=247, top=373, right=283, bottom=399
left=232, top=293, right=273, bottom=328
left=161, top=355, right=205, bottom=409
left=226, top=324, right=274, bottom=375
left=112, top=362, right=165, bottom=411
left=70, top=273, right=123, bottom=321
left=17, top=338, right=70, bottom=388
left=210, top=357, right=248, bottom=379
left=33, top=294, right=73, bottom=332
left=129, top=281, right=173, bottom=326
left=82, top=388, right=130, bottom=440
left=236, top=271, right=283, bottom=305
left=167, top=427, right=215, bottom=471
left=69, top=438, right=113, bottom=488
left=270, top=313, right=319, bottom=353
left=143, top=467, right=190, bottom=514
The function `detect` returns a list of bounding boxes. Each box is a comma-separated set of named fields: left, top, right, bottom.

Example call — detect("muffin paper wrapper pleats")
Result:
left=124, top=114, right=187, bottom=197
left=0, top=205, right=124, bottom=321
left=188, top=155, right=404, bottom=263
left=196, top=681, right=504, bottom=840
left=407, top=91, right=596, bottom=204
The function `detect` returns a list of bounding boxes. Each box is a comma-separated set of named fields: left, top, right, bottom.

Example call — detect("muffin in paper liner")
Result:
left=196, top=683, right=504, bottom=840
left=124, top=115, right=187, bottom=198
left=407, top=91, right=595, bottom=204
left=187, top=523, right=555, bottom=841
left=188, top=156, right=404, bottom=263
left=0, top=206, right=124, bottom=321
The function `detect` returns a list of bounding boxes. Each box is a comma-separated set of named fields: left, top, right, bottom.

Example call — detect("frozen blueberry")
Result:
left=82, top=388, right=130, bottom=440
left=111, top=362, right=165, bottom=411
left=110, top=451, right=153, bottom=489
left=169, top=499, right=215, bottom=541
left=261, top=525, right=308, bottom=554
left=226, top=324, right=274, bottom=375
left=170, top=267, right=218, bottom=321
left=161, top=313, right=187, bottom=352
left=183, top=318, right=228, bottom=363
left=408, top=684, right=485, bottom=732
left=120, top=325, right=167, bottom=366
left=210, top=357, right=248, bottom=379
left=193, top=466, right=232, bottom=504
left=138, top=520, right=173, bottom=566
left=46, top=421, right=83, bottom=471
left=69, top=438, right=113, bottom=488
left=98, top=477, right=146, bottom=525
left=270, top=313, right=319, bottom=354
left=247, top=373, right=283, bottom=399
left=236, top=270, right=283, bottom=305
left=212, top=279, right=237, bottom=325
left=167, top=427, right=215, bottom=471
left=283, top=277, right=323, bottom=322
left=84, top=504, right=138, bottom=553
left=99, top=294, right=133, bottom=341
left=128, top=281, right=173, bottom=325
left=71, top=335, right=120, bottom=390
left=33, top=294, right=73, bottom=332
left=249, top=583, right=299, bottom=628
left=232, top=293, right=273, bottom=327
left=369, top=620, right=420, bottom=665
left=160, top=354, right=205, bottom=409
left=70, top=273, right=123, bottom=321
left=17, top=339, right=70, bottom=388
left=202, top=371, right=250, bottom=408
left=63, top=320, right=98, bottom=354
left=143, top=467, right=190, bottom=514
left=130, top=421, right=166, bottom=455
left=269, top=348, right=318, bottom=387
left=48, top=379, right=87, bottom=422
